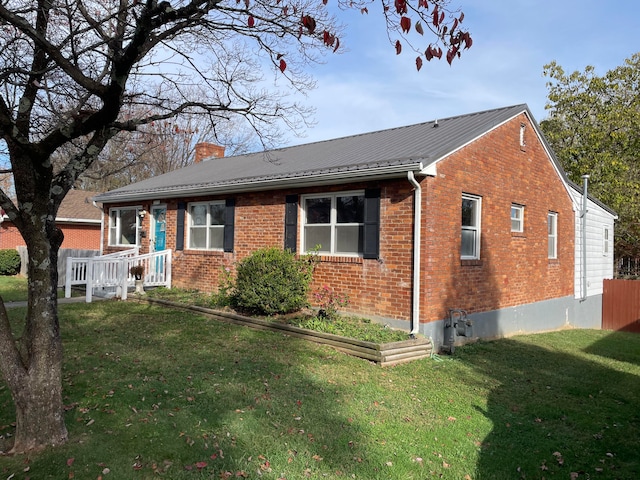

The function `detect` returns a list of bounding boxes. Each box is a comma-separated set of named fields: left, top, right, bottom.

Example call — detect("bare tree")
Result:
left=75, top=111, right=257, bottom=191
left=0, top=0, right=471, bottom=453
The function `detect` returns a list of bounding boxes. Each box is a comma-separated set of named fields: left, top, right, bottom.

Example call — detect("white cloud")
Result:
left=282, top=0, right=640, bottom=146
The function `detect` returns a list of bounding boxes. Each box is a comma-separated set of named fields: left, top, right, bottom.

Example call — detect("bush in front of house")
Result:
left=232, top=247, right=316, bottom=315
left=0, top=249, right=21, bottom=276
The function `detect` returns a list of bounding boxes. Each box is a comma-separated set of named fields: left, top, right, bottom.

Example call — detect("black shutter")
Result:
left=284, top=194, right=298, bottom=252
left=363, top=188, right=380, bottom=259
left=223, top=198, right=235, bottom=252
left=176, top=202, right=186, bottom=251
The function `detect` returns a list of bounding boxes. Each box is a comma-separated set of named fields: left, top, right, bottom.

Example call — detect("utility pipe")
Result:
left=580, top=175, right=589, bottom=301
left=93, top=200, right=104, bottom=256
left=407, top=171, right=422, bottom=337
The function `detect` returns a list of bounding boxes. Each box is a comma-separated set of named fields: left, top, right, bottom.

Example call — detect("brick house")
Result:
left=1, top=189, right=102, bottom=251
left=94, top=105, right=616, bottom=348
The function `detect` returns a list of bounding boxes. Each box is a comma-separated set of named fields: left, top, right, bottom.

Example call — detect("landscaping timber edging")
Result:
left=137, top=297, right=432, bottom=366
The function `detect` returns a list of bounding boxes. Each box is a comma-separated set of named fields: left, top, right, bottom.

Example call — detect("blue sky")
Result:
left=286, top=0, right=640, bottom=145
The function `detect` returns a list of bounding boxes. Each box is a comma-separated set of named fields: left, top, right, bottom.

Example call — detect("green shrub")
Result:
left=210, top=266, right=235, bottom=307
left=232, top=247, right=316, bottom=315
left=0, top=249, right=21, bottom=276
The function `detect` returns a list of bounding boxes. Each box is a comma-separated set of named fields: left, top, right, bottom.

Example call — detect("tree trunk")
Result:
left=0, top=215, right=68, bottom=453
left=10, top=361, right=67, bottom=453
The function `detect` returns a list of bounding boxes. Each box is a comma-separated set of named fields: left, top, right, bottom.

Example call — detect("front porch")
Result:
left=64, top=248, right=172, bottom=302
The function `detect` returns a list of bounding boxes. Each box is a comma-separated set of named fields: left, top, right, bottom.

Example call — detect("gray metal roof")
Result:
left=95, top=104, right=533, bottom=203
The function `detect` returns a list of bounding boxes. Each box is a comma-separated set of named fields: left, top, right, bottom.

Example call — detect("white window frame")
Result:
left=187, top=200, right=225, bottom=251
left=108, top=206, right=141, bottom=247
left=461, top=194, right=482, bottom=260
left=548, top=212, right=558, bottom=259
left=603, top=226, right=611, bottom=256
left=301, top=190, right=365, bottom=256
left=511, top=204, right=524, bottom=233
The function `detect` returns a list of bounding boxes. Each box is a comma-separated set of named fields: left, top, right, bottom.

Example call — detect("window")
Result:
left=548, top=212, right=558, bottom=259
left=188, top=201, right=225, bottom=250
left=302, top=192, right=364, bottom=255
left=108, top=207, right=141, bottom=246
left=511, top=204, right=524, bottom=232
left=461, top=194, right=481, bottom=259
left=603, top=226, right=611, bottom=256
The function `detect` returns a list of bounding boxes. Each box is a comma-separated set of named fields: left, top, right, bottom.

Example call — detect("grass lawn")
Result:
left=1, top=301, right=639, bottom=479
left=0, top=275, right=76, bottom=302
left=0, top=275, right=29, bottom=302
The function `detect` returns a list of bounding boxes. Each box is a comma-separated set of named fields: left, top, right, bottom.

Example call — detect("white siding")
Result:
left=571, top=188, right=616, bottom=298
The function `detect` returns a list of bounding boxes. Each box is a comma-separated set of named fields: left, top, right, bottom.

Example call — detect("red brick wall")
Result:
left=421, top=113, right=574, bottom=322
left=102, top=113, right=574, bottom=326
left=1, top=222, right=100, bottom=250
left=103, top=184, right=415, bottom=321
left=0, top=222, right=24, bottom=250
left=58, top=224, right=101, bottom=250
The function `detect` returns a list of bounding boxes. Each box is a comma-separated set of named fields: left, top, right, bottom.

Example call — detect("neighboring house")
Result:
left=0, top=189, right=103, bottom=251
left=94, top=105, right=616, bottom=349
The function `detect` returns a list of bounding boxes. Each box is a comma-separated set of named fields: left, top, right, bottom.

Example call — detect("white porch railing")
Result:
left=99, top=247, right=139, bottom=258
left=65, top=249, right=172, bottom=302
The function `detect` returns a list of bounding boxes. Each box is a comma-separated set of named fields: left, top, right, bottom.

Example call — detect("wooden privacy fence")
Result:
left=16, top=246, right=99, bottom=284
left=602, top=279, right=640, bottom=332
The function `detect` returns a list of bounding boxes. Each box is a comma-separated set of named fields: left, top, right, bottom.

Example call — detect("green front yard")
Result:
left=0, top=275, right=28, bottom=303
left=0, top=296, right=638, bottom=479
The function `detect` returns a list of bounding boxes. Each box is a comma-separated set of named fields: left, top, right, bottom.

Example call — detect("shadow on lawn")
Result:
left=583, top=330, right=640, bottom=367
left=0, top=301, right=386, bottom=478
left=460, top=336, right=640, bottom=480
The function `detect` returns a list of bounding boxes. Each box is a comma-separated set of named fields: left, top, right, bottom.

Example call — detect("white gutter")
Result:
left=55, top=217, right=101, bottom=224
left=407, top=171, right=422, bottom=336
left=580, top=175, right=589, bottom=301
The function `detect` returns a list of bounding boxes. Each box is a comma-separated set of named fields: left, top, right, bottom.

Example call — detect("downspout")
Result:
left=407, top=171, right=421, bottom=337
left=580, top=175, right=589, bottom=301
left=94, top=200, right=104, bottom=256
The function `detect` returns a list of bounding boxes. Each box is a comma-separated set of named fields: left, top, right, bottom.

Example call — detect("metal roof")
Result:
left=95, top=104, right=531, bottom=203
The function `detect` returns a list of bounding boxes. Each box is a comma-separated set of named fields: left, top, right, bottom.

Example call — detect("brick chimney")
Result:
left=194, top=142, right=226, bottom=163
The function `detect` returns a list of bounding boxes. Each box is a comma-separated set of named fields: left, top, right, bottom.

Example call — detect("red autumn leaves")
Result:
left=243, top=0, right=472, bottom=73
left=393, top=1, right=472, bottom=70
left=244, top=2, right=339, bottom=73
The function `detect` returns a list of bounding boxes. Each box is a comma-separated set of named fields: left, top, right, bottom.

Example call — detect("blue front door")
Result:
left=152, top=206, right=167, bottom=278
left=152, top=206, right=167, bottom=251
